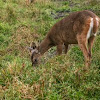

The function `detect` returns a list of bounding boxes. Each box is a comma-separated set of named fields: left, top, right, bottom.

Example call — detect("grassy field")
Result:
left=0, top=0, right=100, bottom=99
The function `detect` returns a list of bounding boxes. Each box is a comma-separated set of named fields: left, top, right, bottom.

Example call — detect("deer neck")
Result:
left=38, top=36, right=51, bottom=55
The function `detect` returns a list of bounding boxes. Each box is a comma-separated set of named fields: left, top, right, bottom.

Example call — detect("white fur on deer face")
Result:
left=27, top=43, right=40, bottom=66
left=30, top=48, right=40, bottom=66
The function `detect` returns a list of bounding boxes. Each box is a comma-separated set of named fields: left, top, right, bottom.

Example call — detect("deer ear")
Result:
left=30, top=42, right=37, bottom=49
left=27, top=47, right=33, bottom=51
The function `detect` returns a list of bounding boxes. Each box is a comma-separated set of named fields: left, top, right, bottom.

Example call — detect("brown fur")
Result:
left=29, top=10, right=100, bottom=69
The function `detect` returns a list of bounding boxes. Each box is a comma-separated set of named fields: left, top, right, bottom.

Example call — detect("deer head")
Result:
left=28, top=42, right=40, bottom=66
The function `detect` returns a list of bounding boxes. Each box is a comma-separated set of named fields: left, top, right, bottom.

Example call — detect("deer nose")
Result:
left=34, top=59, right=37, bottom=62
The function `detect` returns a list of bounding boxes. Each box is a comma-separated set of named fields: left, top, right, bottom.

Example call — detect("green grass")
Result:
left=0, top=0, right=100, bottom=99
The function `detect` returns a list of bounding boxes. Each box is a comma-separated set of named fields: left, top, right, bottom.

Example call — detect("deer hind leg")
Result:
left=57, top=44, right=63, bottom=55
left=77, top=34, right=90, bottom=69
left=26, top=0, right=29, bottom=5
left=88, top=17, right=99, bottom=60
left=88, top=36, right=95, bottom=58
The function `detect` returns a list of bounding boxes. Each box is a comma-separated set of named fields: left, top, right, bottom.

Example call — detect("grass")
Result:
left=0, top=0, right=100, bottom=99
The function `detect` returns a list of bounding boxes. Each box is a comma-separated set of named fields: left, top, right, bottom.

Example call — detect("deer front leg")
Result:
left=57, top=44, right=63, bottom=55
left=77, top=35, right=90, bottom=70
left=64, top=44, right=68, bottom=54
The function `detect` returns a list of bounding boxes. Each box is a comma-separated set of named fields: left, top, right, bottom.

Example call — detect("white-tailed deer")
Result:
left=28, top=10, right=100, bottom=69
